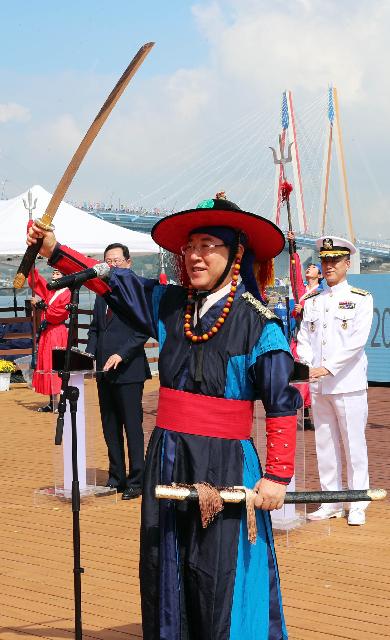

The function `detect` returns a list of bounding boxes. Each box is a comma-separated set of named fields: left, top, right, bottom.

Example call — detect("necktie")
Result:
left=106, top=305, right=113, bottom=324
left=194, top=294, right=207, bottom=384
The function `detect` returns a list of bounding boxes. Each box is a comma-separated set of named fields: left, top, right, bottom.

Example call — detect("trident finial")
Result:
left=23, top=189, right=38, bottom=220
left=269, top=134, right=294, bottom=167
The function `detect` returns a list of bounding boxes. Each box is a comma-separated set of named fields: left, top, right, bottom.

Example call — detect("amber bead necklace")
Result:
left=183, top=255, right=241, bottom=342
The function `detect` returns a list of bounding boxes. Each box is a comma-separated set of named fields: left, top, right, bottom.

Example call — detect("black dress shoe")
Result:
left=105, top=481, right=125, bottom=493
left=122, top=487, right=142, bottom=500
left=304, top=419, right=315, bottom=431
left=303, top=408, right=315, bottom=430
left=37, top=404, right=53, bottom=413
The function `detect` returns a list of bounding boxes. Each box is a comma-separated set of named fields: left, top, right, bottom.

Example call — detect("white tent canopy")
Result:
left=0, top=185, right=159, bottom=256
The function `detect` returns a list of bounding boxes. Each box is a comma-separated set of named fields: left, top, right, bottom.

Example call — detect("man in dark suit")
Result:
left=86, top=243, right=151, bottom=500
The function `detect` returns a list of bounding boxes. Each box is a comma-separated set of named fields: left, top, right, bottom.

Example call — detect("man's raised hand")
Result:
left=27, top=222, right=57, bottom=259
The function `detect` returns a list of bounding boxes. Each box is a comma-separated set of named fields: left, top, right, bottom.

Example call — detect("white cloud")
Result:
left=1, top=0, right=390, bottom=238
left=44, top=114, right=82, bottom=153
left=193, top=0, right=390, bottom=104
left=166, top=68, right=212, bottom=119
left=0, top=102, right=30, bottom=123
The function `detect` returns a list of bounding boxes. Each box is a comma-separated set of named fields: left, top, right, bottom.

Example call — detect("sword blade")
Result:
left=155, top=485, right=387, bottom=504
left=14, top=42, right=155, bottom=288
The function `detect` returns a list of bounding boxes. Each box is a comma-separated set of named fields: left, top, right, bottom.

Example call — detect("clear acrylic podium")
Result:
left=252, top=382, right=330, bottom=544
left=34, top=359, right=117, bottom=506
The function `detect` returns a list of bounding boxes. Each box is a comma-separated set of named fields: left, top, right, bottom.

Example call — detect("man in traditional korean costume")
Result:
left=27, top=194, right=302, bottom=640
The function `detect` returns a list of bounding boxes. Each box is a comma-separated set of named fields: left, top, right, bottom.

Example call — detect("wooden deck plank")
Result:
left=1, top=380, right=389, bottom=639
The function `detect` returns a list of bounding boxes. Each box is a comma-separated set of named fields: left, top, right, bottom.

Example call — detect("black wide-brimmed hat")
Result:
left=151, top=196, right=285, bottom=262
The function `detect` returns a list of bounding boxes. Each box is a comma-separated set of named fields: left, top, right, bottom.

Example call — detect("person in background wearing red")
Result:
left=287, top=230, right=323, bottom=430
left=28, top=268, right=71, bottom=412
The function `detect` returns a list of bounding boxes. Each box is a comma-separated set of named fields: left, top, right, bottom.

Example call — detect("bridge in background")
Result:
left=87, top=208, right=390, bottom=260
left=293, top=234, right=390, bottom=259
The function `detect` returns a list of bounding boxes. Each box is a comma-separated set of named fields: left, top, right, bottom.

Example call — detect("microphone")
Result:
left=46, top=262, right=111, bottom=290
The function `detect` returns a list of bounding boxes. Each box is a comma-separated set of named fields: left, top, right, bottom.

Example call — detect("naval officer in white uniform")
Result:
left=297, top=236, right=373, bottom=526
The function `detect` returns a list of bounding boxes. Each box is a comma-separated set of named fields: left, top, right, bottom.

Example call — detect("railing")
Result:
left=76, top=308, right=159, bottom=366
left=1, top=305, right=159, bottom=367
left=0, top=315, right=33, bottom=358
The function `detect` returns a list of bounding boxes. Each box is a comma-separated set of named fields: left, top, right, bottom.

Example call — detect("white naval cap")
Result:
left=316, top=235, right=356, bottom=258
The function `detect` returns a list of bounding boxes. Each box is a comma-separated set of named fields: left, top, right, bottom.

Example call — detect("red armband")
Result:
left=264, top=415, right=297, bottom=485
left=49, top=244, right=111, bottom=297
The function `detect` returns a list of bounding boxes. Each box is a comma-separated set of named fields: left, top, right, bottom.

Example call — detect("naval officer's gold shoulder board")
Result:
left=304, top=290, right=322, bottom=300
left=350, top=287, right=370, bottom=296
left=242, top=291, right=278, bottom=320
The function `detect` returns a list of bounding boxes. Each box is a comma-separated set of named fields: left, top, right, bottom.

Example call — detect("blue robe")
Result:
left=104, top=271, right=302, bottom=640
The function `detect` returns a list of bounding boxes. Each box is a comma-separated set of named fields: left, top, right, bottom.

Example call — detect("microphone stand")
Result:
left=53, top=282, right=84, bottom=640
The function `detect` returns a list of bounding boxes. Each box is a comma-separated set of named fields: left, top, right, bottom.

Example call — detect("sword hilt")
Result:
left=14, top=218, right=55, bottom=288
left=14, top=241, right=43, bottom=288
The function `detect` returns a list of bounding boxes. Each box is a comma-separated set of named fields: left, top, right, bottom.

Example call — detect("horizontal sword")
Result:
left=155, top=484, right=387, bottom=504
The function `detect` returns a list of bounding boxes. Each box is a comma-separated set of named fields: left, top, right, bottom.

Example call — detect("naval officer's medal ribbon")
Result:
left=341, top=320, right=348, bottom=330
left=310, top=321, right=315, bottom=332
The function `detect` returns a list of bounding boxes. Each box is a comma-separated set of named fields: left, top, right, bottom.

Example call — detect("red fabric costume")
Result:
left=289, top=251, right=321, bottom=314
left=28, top=269, right=71, bottom=395
left=289, top=251, right=320, bottom=409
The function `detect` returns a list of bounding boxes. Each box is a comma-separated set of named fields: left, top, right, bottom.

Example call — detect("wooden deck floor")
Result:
left=0, top=381, right=389, bottom=639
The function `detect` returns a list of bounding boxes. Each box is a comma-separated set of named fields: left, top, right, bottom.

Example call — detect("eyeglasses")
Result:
left=105, top=258, right=127, bottom=266
left=180, top=242, right=226, bottom=256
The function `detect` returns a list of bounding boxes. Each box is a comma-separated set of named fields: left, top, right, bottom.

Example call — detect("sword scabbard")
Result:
left=155, top=485, right=387, bottom=505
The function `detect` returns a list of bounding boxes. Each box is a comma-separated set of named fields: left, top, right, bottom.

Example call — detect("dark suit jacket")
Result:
left=86, top=295, right=151, bottom=384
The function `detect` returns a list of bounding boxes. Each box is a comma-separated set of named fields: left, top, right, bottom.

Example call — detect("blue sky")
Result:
left=1, top=0, right=389, bottom=240
left=2, top=1, right=210, bottom=76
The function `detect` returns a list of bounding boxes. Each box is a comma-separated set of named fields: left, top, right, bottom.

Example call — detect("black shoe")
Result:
left=122, top=487, right=142, bottom=500
left=105, top=481, right=125, bottom=493
left=304, top=419, right=315, bottom=431
left=37, top=404, right=53, bottom=413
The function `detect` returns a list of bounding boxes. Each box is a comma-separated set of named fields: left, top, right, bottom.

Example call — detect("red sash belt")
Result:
left=156, top=387, right=254, bottom=439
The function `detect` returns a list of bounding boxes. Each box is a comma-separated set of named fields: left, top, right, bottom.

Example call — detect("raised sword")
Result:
left=14, top=42, right=155, bottom=288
